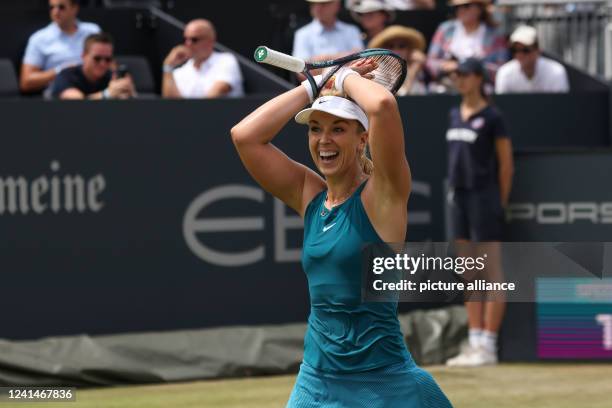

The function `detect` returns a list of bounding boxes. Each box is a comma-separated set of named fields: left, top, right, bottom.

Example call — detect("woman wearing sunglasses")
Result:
left=444, top=58, right=514, bottom=367
left=426, top=0, right=508, bottom=91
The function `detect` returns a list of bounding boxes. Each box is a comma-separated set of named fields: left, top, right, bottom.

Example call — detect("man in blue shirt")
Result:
left=20, top=0, right=100, bottom=93
left=292, top=0, right=363, bottom=61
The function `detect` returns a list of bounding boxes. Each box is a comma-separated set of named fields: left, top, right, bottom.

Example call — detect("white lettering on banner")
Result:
left=274, top=198, right=303, bottom=262
left=446, top=128, right=478, bottom=143
left=506, top=202, right=612, bottom=224
left=183, top=185, right=265, bottom=267
left=0, top=161, right=105, bottom=215
left=184, top=181, right=433, bottom=266
left=596, top=314, right=612, bottom=350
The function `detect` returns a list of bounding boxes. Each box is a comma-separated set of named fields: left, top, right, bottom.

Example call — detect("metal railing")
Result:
left=499, top=0, right=612, bottom=79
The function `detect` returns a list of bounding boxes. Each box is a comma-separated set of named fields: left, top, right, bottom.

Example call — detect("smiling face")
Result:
left=308, top=110, right=367, bottom=178
left=82, top=42, right=113, bottom=81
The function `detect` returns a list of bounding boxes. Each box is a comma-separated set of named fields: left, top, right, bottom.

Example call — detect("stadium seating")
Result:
left=115, top=54, right=156, bottom=96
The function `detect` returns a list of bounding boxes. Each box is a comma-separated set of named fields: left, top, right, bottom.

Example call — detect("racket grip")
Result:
left=254, top=46, right=305, bottom=73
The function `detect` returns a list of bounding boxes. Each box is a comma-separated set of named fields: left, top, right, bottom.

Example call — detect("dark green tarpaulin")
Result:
left=0, top=307, right=466, bottom=386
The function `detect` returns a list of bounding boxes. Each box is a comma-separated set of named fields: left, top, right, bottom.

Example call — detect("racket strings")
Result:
left=369, top=55, right=405, bottom=92
left=317, top=52, right=407, bottom=96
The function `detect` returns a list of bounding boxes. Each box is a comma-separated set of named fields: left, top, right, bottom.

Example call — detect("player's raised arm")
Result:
left=231, top=87, right=325, bottom=216
left=342, top=69, right=412, bottom=203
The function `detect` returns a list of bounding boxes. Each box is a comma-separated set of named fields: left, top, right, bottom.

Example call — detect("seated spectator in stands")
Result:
left=369, top=25, right=427, bottom=95
left=496, top=25, right=569, bottom=93
left=293, top=0, right=363, bottom=61
left=21, top=0, right=101, bottom=93
left=349, top=0, right=396, bottom=45
left=162, top=19, right=243, bottom=98
left=49, top=33, right=136, bottom=99
left=427, top=0, right=507, bottom=90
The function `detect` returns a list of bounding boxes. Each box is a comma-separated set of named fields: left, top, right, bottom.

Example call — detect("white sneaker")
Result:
left=445, top=345, right=477, bottom=367
left=446, top=346, right=498, bottom=367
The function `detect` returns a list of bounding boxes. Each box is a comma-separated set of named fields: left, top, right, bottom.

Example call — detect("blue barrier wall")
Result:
left=0, top=97, right=610, bottom=342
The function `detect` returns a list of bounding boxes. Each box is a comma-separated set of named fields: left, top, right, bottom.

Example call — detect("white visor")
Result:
left=295, top=96, right=369, bottom=131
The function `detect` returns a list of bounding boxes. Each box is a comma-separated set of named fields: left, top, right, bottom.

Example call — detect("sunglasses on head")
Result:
left=511, top=46, right=535, bottom=55
left=49, top=4, right=67, bottom=11
left=92, top=55, right=113, bottom=63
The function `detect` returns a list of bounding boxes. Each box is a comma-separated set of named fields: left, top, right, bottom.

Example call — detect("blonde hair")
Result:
left=357, top=123, right=374, bottom=175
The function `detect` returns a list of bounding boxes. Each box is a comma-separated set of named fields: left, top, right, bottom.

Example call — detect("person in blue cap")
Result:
left=445, top=57, right=514, bottom=367
left=232, top=61, right=453, bottom=406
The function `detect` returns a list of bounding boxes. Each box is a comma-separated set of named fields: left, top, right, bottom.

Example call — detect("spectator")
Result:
left=444, top=58, right=513, bottom=367
left=496, top=25, right=569, bottom=93
left=427, top=0, right=507, bottom=89
left=49, top=33, right=136, bottom=100
left=21, top=0, right=101, bottom=93
left=369, top=25, right=427, bottom=95
left=349, top=0, right=396, bottom=45
left=346, top=0, right=435, bottom=11
left=162, top=19, right=243, bottom=98
left=293, top=0, right=363, bottom=61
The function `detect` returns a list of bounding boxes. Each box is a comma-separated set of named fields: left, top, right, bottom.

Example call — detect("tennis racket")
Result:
left=254, top=46, right=407, bottom=99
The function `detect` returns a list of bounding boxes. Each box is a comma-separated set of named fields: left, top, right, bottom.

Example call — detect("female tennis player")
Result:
left=231, top=63, right=453, bottom=407
left=444, top=58, right=513, bottom=367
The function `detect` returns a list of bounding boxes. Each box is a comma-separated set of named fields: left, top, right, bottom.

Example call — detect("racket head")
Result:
left=307, top=48, right=408, bottom=98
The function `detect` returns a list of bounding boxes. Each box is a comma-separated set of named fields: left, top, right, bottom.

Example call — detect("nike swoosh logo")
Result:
left=323, top=222, right=337, bottom=232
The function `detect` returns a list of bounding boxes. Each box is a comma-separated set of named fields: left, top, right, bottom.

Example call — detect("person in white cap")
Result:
left=495, top=25, right=569, bottom=93
left=232, top=62, right=452, bottom=407
left=348, top=0, right=396, bottom=44
left=292, top=0, right=364, bottom=62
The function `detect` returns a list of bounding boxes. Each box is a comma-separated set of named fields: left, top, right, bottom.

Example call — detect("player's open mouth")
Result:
left=320, top=151, right=339, bottom=162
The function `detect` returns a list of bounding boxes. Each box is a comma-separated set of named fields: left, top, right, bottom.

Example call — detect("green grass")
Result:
left=5, top=364, right=612, bottom=408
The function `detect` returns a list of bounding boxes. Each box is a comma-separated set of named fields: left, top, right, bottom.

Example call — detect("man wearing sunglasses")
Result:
left=162, top=19, right=243, bottom=98
left=21, top=0, right=101, bottom=94
left=50, top=33, right=136, bottom=100
left=496, top=25, right=569, bottom=93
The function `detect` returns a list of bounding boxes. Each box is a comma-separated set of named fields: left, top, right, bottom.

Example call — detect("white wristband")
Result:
left=333, top=67, right=359, bottom=94
left=301, top=74, right=322, bottom=103
left=162, top=64, right=175, bottom=74
left=102, top=88, right=111, bottom=99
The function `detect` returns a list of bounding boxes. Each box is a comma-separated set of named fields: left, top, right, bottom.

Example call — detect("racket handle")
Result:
left=254, top=46, right=305, bottom=73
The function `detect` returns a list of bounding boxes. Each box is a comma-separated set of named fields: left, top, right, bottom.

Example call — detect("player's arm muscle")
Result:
left=231, top=86, right=325, bottom=216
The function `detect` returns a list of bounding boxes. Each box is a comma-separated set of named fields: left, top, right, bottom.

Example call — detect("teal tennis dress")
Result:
left=287, top=180, right=452, bottom=408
